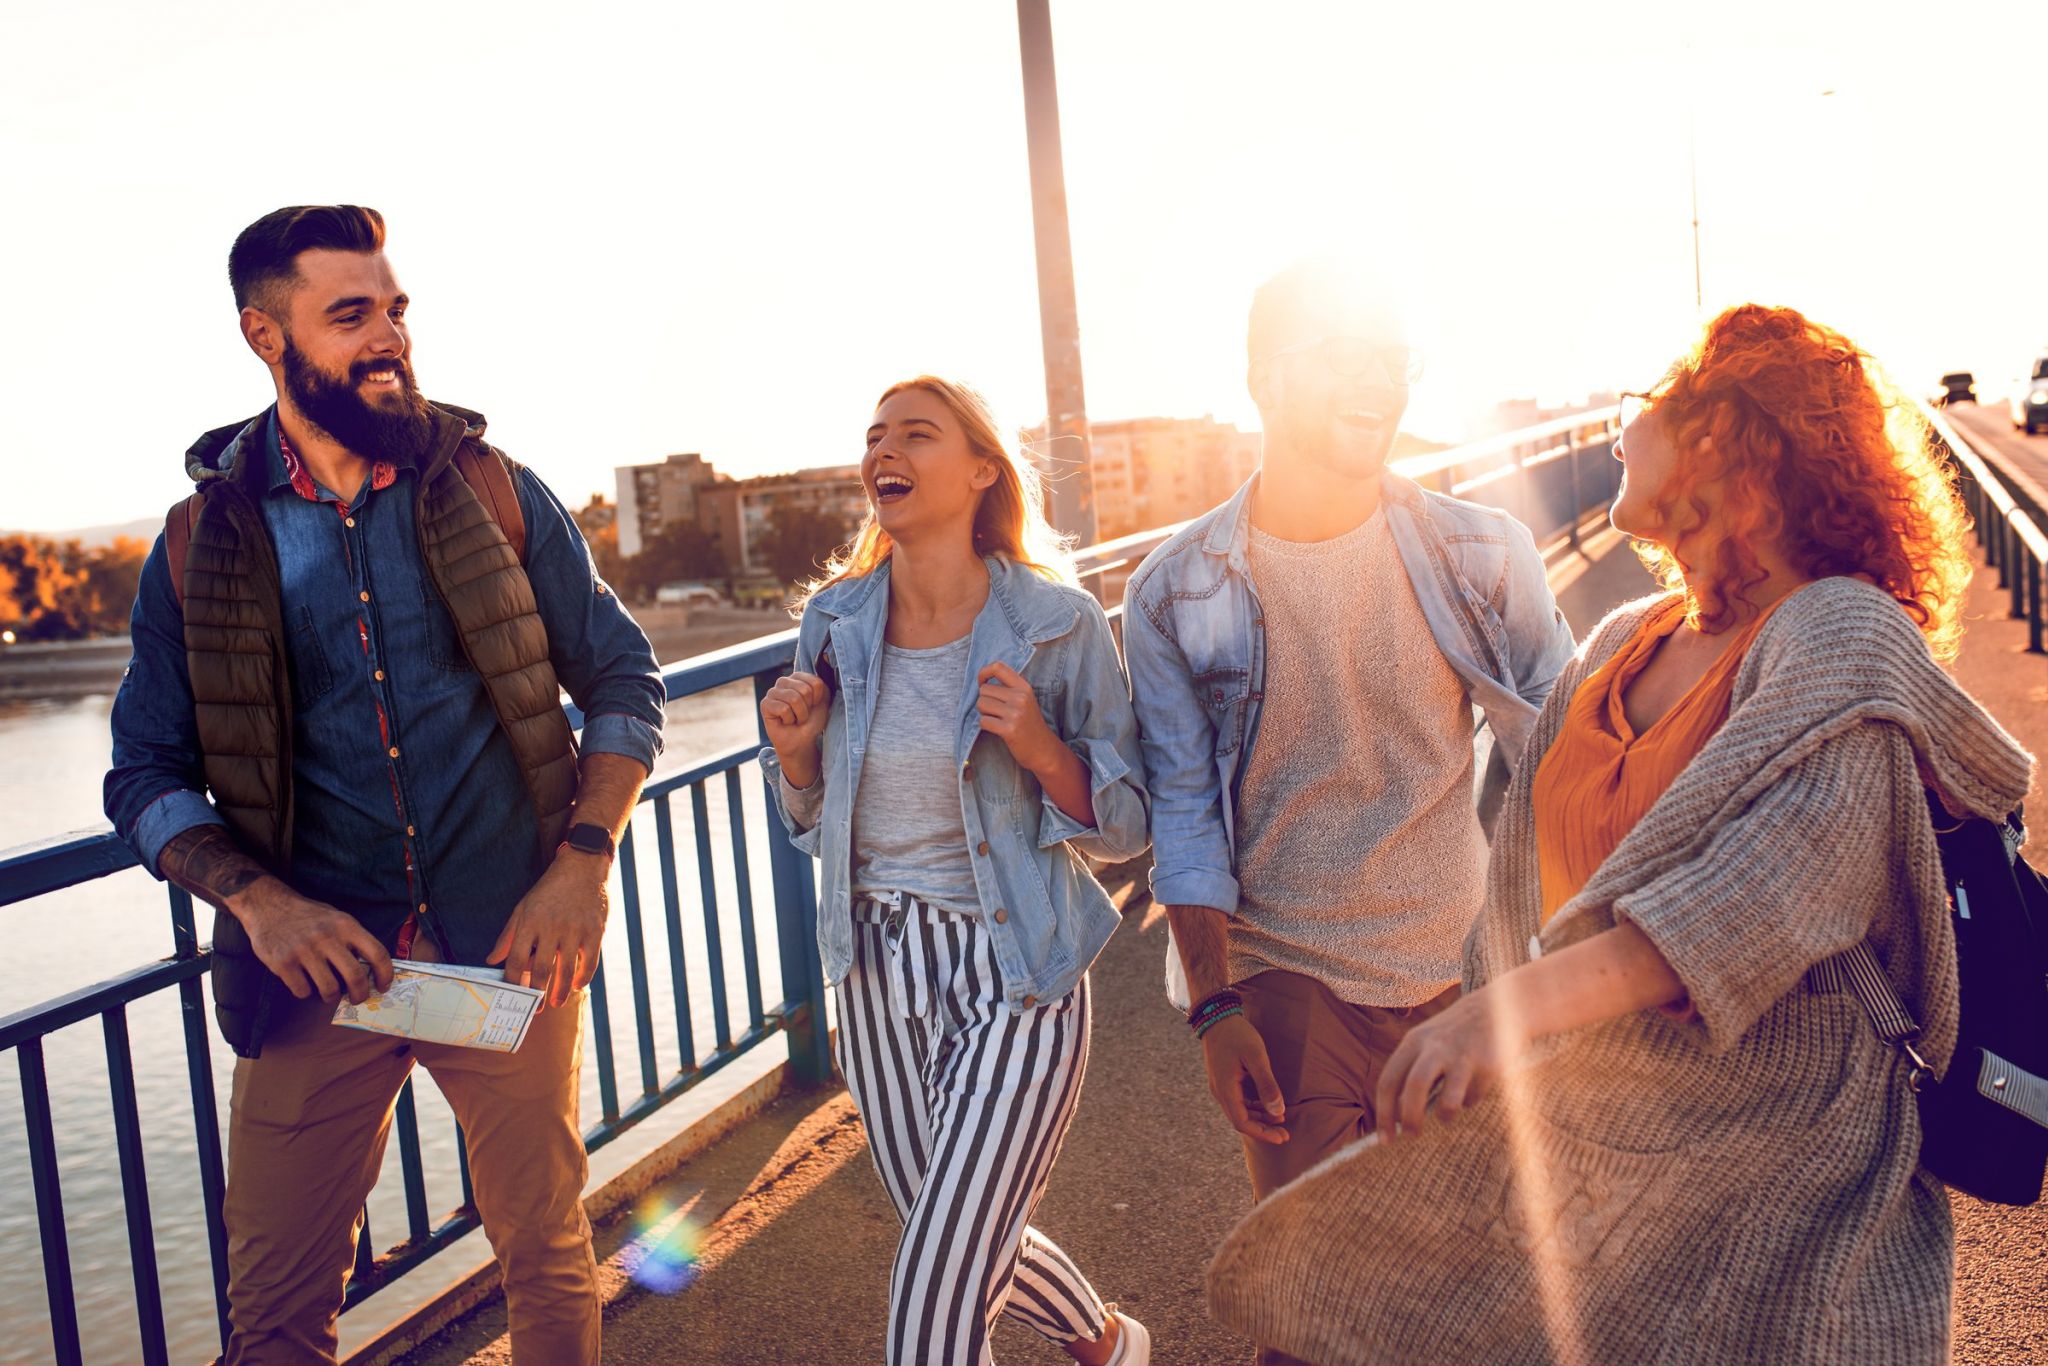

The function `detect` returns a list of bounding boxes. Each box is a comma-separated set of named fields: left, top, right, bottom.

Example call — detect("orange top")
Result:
left=1533, top=594, right=1788, bottom=924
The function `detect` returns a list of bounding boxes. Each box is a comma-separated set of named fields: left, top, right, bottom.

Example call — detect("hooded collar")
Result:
left=182, top=401, right=487, bottom=493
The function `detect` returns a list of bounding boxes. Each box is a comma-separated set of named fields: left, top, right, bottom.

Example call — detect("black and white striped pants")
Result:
left=835, top=893, right=1108, bottom=1366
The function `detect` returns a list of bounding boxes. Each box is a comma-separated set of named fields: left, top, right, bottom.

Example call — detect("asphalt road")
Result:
left=1947, top=399, right=2048, bottom=507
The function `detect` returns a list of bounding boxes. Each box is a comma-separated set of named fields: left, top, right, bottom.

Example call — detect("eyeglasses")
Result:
left=1264, top=336, right=1424, bottom=384
left=1617, top=391, right=1654, bottom=430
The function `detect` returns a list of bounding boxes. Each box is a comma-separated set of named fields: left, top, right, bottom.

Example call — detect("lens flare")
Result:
left=620, top=1195, right=705, bottom=1295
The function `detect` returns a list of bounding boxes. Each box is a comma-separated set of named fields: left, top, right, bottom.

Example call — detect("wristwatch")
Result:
left=561, top=822, right=616, bottom=860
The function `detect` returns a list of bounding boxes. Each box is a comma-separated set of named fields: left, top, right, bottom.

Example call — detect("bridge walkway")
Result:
left=401, top=536, right=2047, bottom=1365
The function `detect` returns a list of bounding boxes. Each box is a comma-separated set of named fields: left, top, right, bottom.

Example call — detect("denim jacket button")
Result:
left=1021, top=994, right=1037, bottom=1008
left=994, top=908, right=1008, bottom=924
left=977, top=841, right=990, bottom=856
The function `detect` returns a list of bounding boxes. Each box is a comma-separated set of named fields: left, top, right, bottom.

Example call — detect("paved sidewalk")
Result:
left=404, top=548, right=2045, bottom=1364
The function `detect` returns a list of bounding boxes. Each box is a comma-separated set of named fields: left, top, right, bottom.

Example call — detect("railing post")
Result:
left=754, top=670, right=831, bottom=1086
left=1566, top=435, right=1584, bottom=553
left=2010, top=525, right=2027, bottom=620
left=17, top=1039, right=82, bottom=1366
left=2030, top=552, right=2045, bottom=654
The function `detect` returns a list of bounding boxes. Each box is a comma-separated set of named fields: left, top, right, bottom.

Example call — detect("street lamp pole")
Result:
left=1015, top=0, right=1098, bottom=546
left=1687, top=99, right=1702, bottom=315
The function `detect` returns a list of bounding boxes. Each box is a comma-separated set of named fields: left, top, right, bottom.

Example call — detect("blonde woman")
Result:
left=759, top=377, right=1151, bottom=1365
left=1208, top=306, right=2032, bottom=1363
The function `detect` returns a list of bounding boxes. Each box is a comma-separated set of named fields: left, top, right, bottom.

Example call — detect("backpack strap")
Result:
left=163, top=491, right=206, bottom=610
left=453, top=443, right=527, bottom=564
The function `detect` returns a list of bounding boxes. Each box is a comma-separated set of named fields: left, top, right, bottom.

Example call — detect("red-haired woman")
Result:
left=1205, top=305, right=2032, bottom=1364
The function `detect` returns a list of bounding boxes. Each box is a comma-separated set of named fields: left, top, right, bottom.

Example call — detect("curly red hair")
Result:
left=1633, top=304, right=1973, bottom=660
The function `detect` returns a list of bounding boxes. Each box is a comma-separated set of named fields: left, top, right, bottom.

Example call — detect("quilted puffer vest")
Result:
left=177, top=405, right=577, bottom=1056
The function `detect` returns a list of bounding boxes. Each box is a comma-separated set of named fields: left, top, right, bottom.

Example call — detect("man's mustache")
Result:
left=349, top=356, right=418, bottom=389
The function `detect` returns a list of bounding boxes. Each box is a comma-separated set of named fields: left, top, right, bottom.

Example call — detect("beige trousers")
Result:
left=1236, top=969, right=1460, bottom=1366
left=219, top=954, right=598, bottom=1365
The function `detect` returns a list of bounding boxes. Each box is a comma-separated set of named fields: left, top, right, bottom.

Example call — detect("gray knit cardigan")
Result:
left=1207, top=577, right=2034, bottom=1365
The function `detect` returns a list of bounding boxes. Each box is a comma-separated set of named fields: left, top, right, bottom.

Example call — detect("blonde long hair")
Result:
left=798, top=376, right=1075, bottom=606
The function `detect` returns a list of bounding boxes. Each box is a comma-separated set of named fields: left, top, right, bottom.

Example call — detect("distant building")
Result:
left=616, top=453, right=867, bottom=581
left=722, top=466, right=868, bottom=577
left=614, top=453, right=730, bottom=558
left=1068, top=416, right=1262, bottom=541
left=572, top=493, right=616, bottom=538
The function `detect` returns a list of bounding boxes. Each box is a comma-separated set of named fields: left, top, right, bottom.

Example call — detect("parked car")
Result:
left=655, top=582, right=726, bottom=608
left=1935, top=371, right=1978, bottom=406
left=2012, top=355, right=2048, bottom=435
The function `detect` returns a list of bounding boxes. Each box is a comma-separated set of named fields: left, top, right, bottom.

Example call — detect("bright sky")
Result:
left=4, top=0, right=2043, bottom=533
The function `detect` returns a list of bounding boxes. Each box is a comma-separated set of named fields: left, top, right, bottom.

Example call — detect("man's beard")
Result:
left=282, top=339, right=437, bottom=466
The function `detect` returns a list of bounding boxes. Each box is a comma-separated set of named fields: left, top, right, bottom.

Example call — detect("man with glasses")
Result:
left=1122, top=261, right=1574, bottom=1356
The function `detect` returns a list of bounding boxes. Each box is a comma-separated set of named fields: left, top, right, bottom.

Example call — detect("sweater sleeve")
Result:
left=1599, top=720, right=1920, bottom=1054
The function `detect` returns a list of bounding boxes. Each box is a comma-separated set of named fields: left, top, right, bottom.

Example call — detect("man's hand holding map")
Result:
left=333, top=960, right=544, bottom=1052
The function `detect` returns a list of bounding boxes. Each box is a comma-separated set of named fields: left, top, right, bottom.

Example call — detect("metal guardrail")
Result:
left=1393, top=405, right=1621, bottom=552
left=0, top=407, right=1624, bottom=1363
left=1922, top=401, right=2048, bottom=654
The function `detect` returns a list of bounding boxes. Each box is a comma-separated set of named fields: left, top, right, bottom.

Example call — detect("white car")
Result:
left=655, top=583, right=724, bottom=608
left=2012, top=354, right=2048, bottom=435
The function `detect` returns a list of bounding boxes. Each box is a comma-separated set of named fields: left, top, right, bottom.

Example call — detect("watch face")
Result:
left=569, top=824, right=611, bottom=854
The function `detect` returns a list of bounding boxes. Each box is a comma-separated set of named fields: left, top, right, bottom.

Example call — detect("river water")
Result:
left=0, top=686, right=792, bottom=1363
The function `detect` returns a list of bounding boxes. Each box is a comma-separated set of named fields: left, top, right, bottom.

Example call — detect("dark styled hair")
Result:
left=228, top=205, right=386, bottom=313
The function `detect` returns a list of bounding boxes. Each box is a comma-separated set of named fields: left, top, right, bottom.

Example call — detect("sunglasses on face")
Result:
left=1264, top=336, right=1424, bottom=384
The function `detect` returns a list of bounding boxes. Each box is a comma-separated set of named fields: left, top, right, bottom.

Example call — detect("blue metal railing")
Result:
left=0, top=630, right=839, bottom=1364
left=0, top=407, right=1624, bottom=1363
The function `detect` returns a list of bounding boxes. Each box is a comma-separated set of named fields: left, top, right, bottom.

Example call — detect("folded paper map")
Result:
left=332, top=961, right=543, bottom=1052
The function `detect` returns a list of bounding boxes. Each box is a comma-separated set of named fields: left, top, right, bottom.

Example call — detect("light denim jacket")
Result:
left=1121, top=471, right=1575, bottom=916
left=761, top=554, right=1149, bottom=1010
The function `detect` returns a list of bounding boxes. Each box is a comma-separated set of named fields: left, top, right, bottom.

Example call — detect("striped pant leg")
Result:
left=834, top=914, right=936, bottom=1219
left=989, top=978, right=1107, bottom=1344
left=886, top=924, right=1106, bottom=1366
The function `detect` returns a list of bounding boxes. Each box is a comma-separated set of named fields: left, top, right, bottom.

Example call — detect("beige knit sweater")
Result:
left=1207, top=577, right=2033, bottom=1365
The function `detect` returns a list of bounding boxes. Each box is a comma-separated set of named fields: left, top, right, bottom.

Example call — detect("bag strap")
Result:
left=1815, top=944, right=1935, bottom=1089
left=163, top=492, right=206, bottom=611
left=452, top=443, right=527, bottom=564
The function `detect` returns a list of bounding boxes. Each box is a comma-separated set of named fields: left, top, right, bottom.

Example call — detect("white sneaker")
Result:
left=1102, top=1305, right=1151, bottom=1366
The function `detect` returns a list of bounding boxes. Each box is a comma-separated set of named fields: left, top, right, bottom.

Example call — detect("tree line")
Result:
left=0, top=535, right=149, bottom=641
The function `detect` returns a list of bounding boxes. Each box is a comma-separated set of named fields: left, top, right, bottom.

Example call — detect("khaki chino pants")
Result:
left=1238, top=968, right=1461, bottom=1201
left=220, top=955, right=598, bottom=1365
left=1236, top=969, right=1459, bottom=1366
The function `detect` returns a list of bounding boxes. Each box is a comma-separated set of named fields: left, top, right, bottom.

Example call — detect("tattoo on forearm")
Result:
left=159, top=826, right=267, bottom=910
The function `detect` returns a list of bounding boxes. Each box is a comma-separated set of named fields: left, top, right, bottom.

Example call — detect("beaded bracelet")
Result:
left=1193, top=1005, right=1243, bottom=1040
left=1187, top=988, right=1245, bottom=1038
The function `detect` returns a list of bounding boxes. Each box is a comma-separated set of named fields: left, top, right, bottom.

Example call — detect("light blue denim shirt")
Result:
left=761, top=554, right=1149, bottom=1011
left=1122, top=470, right=1575, bottom=916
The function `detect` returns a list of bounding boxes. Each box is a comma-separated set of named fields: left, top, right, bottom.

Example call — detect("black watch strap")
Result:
left=563, top=822, right=616, bottom=859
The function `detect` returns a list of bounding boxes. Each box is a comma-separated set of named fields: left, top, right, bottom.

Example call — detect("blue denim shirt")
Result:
left=1122, top=471, right=1575, bottom=916
left=104, top=409, right=665, bottom=964
left=760, top=555, right=1149, bottom=1010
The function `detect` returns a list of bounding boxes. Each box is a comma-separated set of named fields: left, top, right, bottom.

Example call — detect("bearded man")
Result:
left=103, top=205, right=664, bottom=1363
